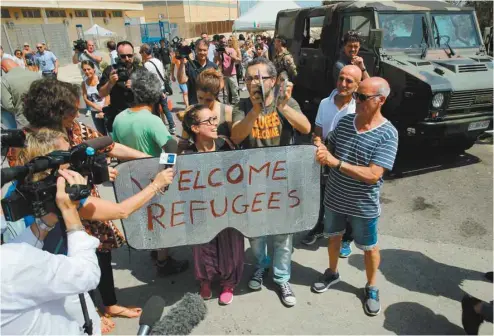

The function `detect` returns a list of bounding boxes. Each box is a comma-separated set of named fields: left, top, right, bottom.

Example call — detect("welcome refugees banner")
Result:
left=113, top=145, right=320, bottom=249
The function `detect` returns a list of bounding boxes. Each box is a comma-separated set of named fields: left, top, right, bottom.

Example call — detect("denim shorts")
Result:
left=323, top=208, right=379, bottom=251
left=179, top=83, right=188, bottom=93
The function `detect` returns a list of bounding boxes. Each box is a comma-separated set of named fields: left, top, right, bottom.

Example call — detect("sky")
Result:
left=239, top=0, right=322, bottom=15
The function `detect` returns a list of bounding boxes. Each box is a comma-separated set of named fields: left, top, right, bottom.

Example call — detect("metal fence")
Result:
left=2, top=23, right=72, bottom=66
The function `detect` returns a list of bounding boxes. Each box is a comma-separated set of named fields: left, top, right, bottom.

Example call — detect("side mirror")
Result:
left=368, top=29, right=384, bottom=49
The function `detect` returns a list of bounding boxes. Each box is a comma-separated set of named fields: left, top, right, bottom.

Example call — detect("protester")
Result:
left=72, top=39, right=103, bottom=78
left=107, top=40, right=118, bottom=66
left=231, top=57, right=310, bottom=306
left=22, top=43, right=38, bottom=71
left=334, top=30, right=370, bottom=84
left=13, top=49, right=26, bottom=68
left=35, top=42, right=58, bottom=78
left=81, top=60, right=109, bottom=135
left=273, top=36, right=297, bottom=82
left=1, top=58, right=40, bottom=129
left=178, top=38, right=218, bottom=105
left=98, top=40, right=143, bottom=132
left=302, top=65, right=361, bottom=257
left=0, top=169, right=101, bottom=335
left=139, top=43, right=176, bottom=134
left=181, top=104, right=243, bottom=305
left=215, top=35, right=240, bottom=105
left=170, top=50, right=190, bottom=108
left=311, top=77, right=398, bottom=316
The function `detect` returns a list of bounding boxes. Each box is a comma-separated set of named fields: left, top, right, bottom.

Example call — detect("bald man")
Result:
left=1, top=58, right=41, bottom=128
left=72, top=39, right=103, bottom=77
left=312, top=77, right=398, bottom=316
left=302, top=64, right=362, bottom=247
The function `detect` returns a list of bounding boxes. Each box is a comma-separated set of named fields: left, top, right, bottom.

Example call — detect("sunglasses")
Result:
left=352, top=92, right=382, bottom=102
left=36, top=46, right=43, bottom=49
left=119, top=54, right=133, bottom=59
left=196, top=116, right=218, bottom=126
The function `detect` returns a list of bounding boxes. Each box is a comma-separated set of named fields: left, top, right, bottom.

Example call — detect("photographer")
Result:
left=177, top=39, right=217, bottom=105
left=98, top=41, right=143, bottom=132
left=214, top=35, right=241, bottom=105
left=1, top=169, right=101, bottom=335
left=72, top=40, right=103, bottom=78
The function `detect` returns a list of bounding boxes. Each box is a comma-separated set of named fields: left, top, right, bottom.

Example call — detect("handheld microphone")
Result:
left=138, top=296, right=166, bottom=336
left=83, top=136, right=113, bottom=152
left=150, top=293, right=207, bottom=335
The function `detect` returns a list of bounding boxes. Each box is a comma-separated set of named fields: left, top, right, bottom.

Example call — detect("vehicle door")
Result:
left=275, top=9, right=301, bottom=63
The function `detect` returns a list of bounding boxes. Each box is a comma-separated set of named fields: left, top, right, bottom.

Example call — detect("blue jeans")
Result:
left=160, top=94, right=175, bottom=129
left=249, top=234, right=292, bottom=285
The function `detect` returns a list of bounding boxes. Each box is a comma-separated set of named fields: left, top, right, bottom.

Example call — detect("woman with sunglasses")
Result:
left=81, top=60, right=109, bottom=135
left=254, top=44, right=265, bottom=59
left=181, top=104, right=244, bottom=305
left=13, top=49, right=26, bottom=69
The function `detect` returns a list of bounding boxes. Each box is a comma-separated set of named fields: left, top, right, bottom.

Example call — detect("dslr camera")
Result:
left=171, top=36, right=192, bottom=60
left=73, top=39, right=88, bottom=53
left=1, top=139, right=110, bottom=222
left=216, top=41, right=226, bottom=53
left=112, top=58, right=130, bottom=82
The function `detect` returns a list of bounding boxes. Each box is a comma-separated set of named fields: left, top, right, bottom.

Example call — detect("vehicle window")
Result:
left=302, top=16, right=324, bottom=48
left=431, top=13, right=481, bottom=48
left=342, top=14, right=373, bottom=46
left=277, top=15, right=297, bottom=40
left=378, top=13, right=426, bottom=49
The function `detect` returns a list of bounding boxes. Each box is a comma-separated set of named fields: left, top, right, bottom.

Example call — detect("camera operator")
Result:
left=1, top=170, right=101, bottom=335
left=72, top=40, right=103, bottom=78
left=214, top=35, right=241, bottom=105
left=98, top=41, right=143, bottom=132
left=177, top=39, right=217, bottom=105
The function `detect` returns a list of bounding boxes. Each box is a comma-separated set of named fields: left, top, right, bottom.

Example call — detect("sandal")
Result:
left=104, top=305, right=142, bottom=319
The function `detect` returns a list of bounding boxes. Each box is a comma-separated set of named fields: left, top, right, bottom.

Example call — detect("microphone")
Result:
left=150, top=293, right=207, bottom=335
left=83, top=136, right=113, bottom=152
left=138, top=296, right=166, bottom=336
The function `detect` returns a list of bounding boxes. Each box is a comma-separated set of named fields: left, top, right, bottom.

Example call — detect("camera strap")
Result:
left=147, top=59, right=168, bottom=85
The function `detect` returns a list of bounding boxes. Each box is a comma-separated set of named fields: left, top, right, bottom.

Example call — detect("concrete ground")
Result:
left=62, top=63, right=493, bottom=334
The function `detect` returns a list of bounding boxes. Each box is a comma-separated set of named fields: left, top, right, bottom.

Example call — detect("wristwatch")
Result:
left=336, top=160, right=343, bottom=171
left=36, top=218, right=56, bottom=232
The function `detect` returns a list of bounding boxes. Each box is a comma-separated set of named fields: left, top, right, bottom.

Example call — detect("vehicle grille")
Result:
left=447, top=89, right=493, bottom=111
left=458, top=64, right=488, bottom=73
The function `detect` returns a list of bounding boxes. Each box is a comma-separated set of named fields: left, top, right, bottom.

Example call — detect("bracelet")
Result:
left=150, top=182, right=166, bottom=195
left=336, top=160, right=343, bottom=171
left=36, top=218, right=56, bottom=232
left=66, top=225, right=85, bottom=233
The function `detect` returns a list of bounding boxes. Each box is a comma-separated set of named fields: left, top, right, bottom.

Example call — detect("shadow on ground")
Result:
left=383, top=301, right=465, bottom=335
left=348, top=249, right=486, bottom=302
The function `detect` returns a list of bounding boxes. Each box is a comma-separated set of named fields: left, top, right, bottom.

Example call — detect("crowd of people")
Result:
left=1, top=29, right=492, bottom=336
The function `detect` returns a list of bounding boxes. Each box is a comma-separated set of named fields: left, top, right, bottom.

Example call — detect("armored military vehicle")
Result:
left=275, top=0, right=493, bottom=150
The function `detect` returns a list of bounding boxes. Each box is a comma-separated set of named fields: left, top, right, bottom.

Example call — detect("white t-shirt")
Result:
left=110, top=50, right=118, bottom=65
left=13, top=57, right=26, bottom=69
left=315, top=89, right=356, bottom=141
left=144, top=57, right=165, bottom=90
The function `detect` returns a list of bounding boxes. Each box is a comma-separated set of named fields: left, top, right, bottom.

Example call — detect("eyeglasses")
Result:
left=245, top=75, right=273, bottom=84
left=196, top=116, right=218, bottom=126
left=119, top=54, right=133, bottom=59
left=36, top=46, right=43, bottom=49
left=352, top=92, right=382, bottom=102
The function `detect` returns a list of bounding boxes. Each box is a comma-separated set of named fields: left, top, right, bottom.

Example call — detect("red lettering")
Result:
left=268, top=192, right=281, bottom=210
left=248, top=162, right=270, bottom=185
left=232, top=195, right=249, bottom=214
left=170, top=201, right=185, bottom=226
left=210, top=197, right=228, bottom=218
left=147, top=203, right=166, bottom=231
left=208, top=168, right=223, bottom=187
left=251, top=192, right=265, bottom=212
left=288, top=189, right=301, bottom=208
left=178, top=170, right=193, bottom=191
left=189, top=200, right=207, bottom=225
left=272, top=160, right=287, bottom=180
left=131, top=177, right=144, bottom=191
left=226, top=164, right=244, bottom=184
left=193, top=171, right=206, bottom=190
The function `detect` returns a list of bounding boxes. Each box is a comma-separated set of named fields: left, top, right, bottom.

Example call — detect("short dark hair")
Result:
left=14, top=49, right=22, bottom=55
left=255, top=35, right=262, bottom=40
left=275, top=35, right=287, bottom=47
left=213, top=34, right=220, bottom=42
left=246, top=57, right=277, bottom=78
left=219, top=35, right=225, bottom=40
left=239, top=34, right=245, bottom=41
left=107, top=40, right=116, bottom=51
left=159, top=38, right=166, bottom=43
left=200, top=32, right=207, bottom=36
left=343, top=30, right=362, bottom=45
left=81, top=60, right=95, bottom=69
left=139, top=43, right=153, bottom=55
left=195, top=38, right=209, bottom=49
left=23, top=79, right=80, bottom=130
left=117, top=40, right=134, bottom=50
left=182, top=104, right=210, bottom=141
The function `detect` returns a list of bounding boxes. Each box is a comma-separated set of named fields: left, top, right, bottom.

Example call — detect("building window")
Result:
left=112, top=11, right=122, bottom=18
left=46, top=10, right=67, bottom=18
left=92, top=10, right=106, bottom=18
left=1, top=8, right=11, bottom=18
left=22, top=9, right=41, bottom=18
left=75, top=10, right=88, bottom=17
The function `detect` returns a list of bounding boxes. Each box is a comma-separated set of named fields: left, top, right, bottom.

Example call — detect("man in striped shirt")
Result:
left=311, top=77, right=398, bottom=316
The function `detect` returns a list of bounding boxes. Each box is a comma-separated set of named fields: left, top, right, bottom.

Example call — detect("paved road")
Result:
left=80, top=82, right=492, bottom=335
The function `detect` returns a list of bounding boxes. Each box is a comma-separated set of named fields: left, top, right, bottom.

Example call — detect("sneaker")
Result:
left=169, top=127, right=176, bottom=135
left=311, top=268, right=340, bottom=293
left=461, top=294, right=484, bottom=335
left=278, top=282, right=296, bottom=306
left=364, top=285, right=381, bottom=316
left=248, top=268, right=269, bottom=290
left=485, top=271, right=493, bottom=283
left=156, top=257, right=189, bottom=276
left=86, top=110, right=91, bottom=117
left=219, top=287, right=234, bottom=305
left=200, top=282, right=212, bottom=300
left=339, top=241, right=352, bottom=258
left=301, top=231, right=324, bottom=246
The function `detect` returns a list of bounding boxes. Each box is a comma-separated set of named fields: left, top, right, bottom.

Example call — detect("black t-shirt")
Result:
left=156, top=47, right=171, bottom=65
left=185, top=60, right=218, bottom=105
left=189, top=137, right=233, bottom=153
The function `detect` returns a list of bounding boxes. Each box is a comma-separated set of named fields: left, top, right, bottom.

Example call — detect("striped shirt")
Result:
left=324, top=114, right=398, bottom=218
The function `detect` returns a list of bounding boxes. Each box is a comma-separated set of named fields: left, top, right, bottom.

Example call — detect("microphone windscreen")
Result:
left=83, top=136, right=113, bottom=152
left=163, top=138, right=178, bottom=154
left=150, top=293, right=207, bottom=335
left=140, top=296, right=166, bottom=327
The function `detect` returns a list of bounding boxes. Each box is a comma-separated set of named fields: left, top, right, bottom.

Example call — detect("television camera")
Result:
left=171, top=36, right=193, bottom=60
left=73, top=39, right=88, bottom=53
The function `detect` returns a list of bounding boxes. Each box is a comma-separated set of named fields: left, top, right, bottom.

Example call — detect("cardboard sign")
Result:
left=113, top=145, right=320, bottom=249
